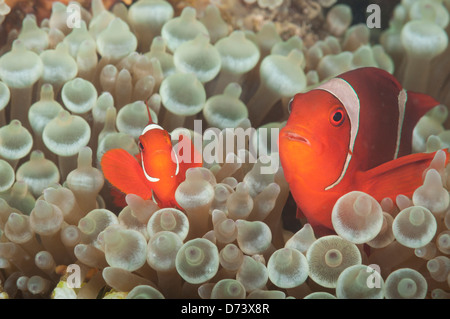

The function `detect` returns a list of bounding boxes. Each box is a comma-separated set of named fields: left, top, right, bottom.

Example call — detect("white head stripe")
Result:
left=314, top=78, right=360, bottom=191
left=141, top=153, right=160, bottom=182
left=142, top=124, right=164, bottom=135
left=141, top=123, right=163, bottom=182
left=394, top=90, right=407, bottom=160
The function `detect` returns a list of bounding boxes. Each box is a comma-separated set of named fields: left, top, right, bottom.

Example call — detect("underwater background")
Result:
left=0, top=0, right=449, bottom=299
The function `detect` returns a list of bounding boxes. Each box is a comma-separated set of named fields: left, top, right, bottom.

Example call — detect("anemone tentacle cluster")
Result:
left=0, top=0, right=449, bottom=299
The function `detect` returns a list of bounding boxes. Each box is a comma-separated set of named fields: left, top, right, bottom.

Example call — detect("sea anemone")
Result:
left=335, top=264, right=384, bottom=299
left=0, top=0, right=448, bottom=300
left=384, top=268, right=428, bottom=299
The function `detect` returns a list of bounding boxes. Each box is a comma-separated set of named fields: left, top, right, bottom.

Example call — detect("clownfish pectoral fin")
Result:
left=101, top=148, right=154, bottom=201
left=358, top=150, right=449, bottom=201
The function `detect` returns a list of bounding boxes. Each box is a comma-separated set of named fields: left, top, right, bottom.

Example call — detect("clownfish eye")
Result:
left=330, top=107, right=345, bottom=126
left=138, top=141, right=144, bottom=150
left=288, top=98, right=294, bottom=114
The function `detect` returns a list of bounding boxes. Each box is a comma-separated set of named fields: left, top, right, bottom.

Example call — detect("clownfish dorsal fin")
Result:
left=397, top=91, right=441, bottom=157
left=406, top=91, right=441, bottom=121
left=145, top=99, right=155, bottom=125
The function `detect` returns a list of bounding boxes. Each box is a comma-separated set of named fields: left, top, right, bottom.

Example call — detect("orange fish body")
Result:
left=101, top=113, right=201, bottom=209
left=279, top=67, right=448, bottom=231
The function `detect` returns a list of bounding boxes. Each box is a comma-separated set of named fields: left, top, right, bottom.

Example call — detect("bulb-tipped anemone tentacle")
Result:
left=427, top=255, right=450, bottom=283
left=212, top=31, right=260, bottom=95
left=96, top=18, right=137, bottom=63
left=66, top=147, right=104, bottom=214
left=392, top=206, right=437, bottom=249
left=78, top=208, right=118, bottom=248
left=159, top=72, right=206, bottom=131
left=175, top=169, right=214, bottom=239
left=42, top=110, right=91, bottom=180
left=210, top=279, right=246, bottom=299
left=236, top=219, right=272, bottom=256
left=412, top=168, right=450, bottom=217
left=175, top=238, right=219, bottom=285
left=16, top=150, right=60, bottom=198
left=102, top=227, right=147, bottom=272
left=200, top=4, right=229, bottom=44
left=28, top=84, right=64, bottom=158
left=326, top=4, right=352, bottom=37
left=304, top=291, right=337, bottom=299
left=236, top=255, right=268, bottom=293
left=0, top=120, right=33, bottom=169
left=128, top=0, right=174, bottom=53
left=161, top=7, right=209, bottom=53
left=18, top=15, right=49, bottom=53
left=267, top=247, right=309, bottom=289
left=147, top=208, right=189, bottom=241
left=203, top=83, right=248, bottom=130
left=306, top=235, right=362, bottom=288
left=0, top=40, right=43, bottom=131
left=247, top=50, right=306, bottom=127
left=0, top=81, right=10, bottom=126
left=384, top=268, right=428, bottom=299
left=116, top=101, right=157, bottom=140
left=366, top=212, right=395, bottom=249
left=4, top=213, right=42, bottom=255
left=173, top=34, right=221, bottom=84
left=284, top=223, right=317, bottom=254
left=336, top=264, right=384, bottom=299
left=219, top=243, right=244, bottom=273
left=40, top=43, right=78, bottom=95
left=0, top=159, right=15, bottom=193
left=1, top=181, right=35, bottom=215
left=436, top=231, right=450, bottom=255
left=126, top=285, right=165, bottom=299
left=61, top=77, right=97, bottom=115
left=331, top=191, right=384, bottom=244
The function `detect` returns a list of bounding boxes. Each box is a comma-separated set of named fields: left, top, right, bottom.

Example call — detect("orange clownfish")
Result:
left=101, top=104, right=202, bottom=208
left=279, top=67, right=448, bottom=231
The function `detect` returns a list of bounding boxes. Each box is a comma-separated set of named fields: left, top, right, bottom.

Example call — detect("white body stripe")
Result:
left=142, top=150, right=180, bottom=180
left=314, top=78, right=360, bottom=191
left=394, top=89, right=407, bottom=160
left=174, top=151, right=180, bottom=176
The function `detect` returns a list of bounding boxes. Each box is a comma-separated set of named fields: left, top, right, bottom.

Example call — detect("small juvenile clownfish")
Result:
left=279, top=67, right=448, bottom=232
left=101, top=103, right=202, bottom=208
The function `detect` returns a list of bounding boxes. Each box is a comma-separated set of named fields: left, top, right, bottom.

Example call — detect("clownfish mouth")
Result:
left=283, top=131, right=311, bottom=146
